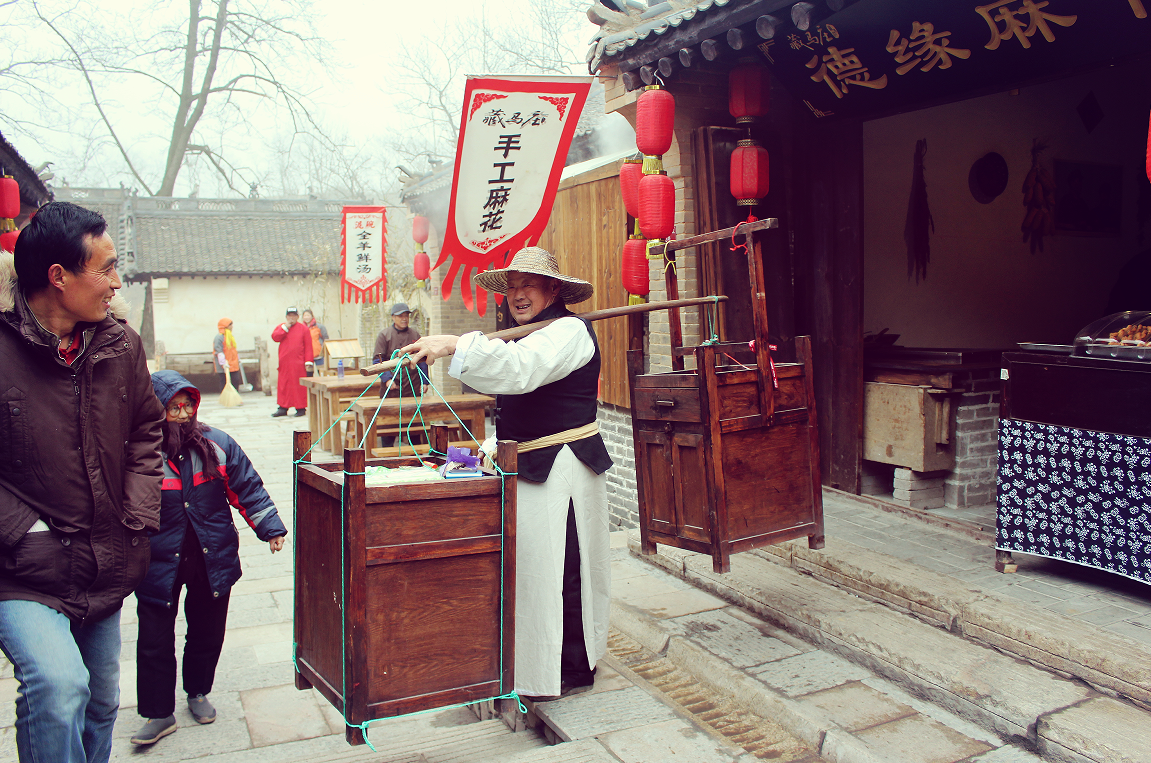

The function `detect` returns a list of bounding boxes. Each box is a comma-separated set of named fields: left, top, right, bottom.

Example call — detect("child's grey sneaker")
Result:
left=188, top=694, right=217, bottom=724
left=130, top=715, right=177, bottom=745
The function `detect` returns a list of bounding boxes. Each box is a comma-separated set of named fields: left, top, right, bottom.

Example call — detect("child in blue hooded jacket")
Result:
left=131, top=370, right=287, bottom=746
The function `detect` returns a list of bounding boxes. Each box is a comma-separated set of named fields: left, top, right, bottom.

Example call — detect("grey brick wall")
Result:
left=944, top=370, right=1001, bottom=508
left=597, top=402, right=639, bottom=529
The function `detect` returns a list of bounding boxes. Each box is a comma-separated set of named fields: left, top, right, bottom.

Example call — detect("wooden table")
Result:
left=298, top=375, right=382, bottom=455
left=349, top=392, right=494, bottom=454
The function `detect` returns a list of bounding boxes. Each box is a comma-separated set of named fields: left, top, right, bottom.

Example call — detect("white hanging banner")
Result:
left=436, top=75, right=592, bottom=314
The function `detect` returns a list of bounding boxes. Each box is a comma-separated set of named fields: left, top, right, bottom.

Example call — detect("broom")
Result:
left=219, top=373, right=243, bottom=407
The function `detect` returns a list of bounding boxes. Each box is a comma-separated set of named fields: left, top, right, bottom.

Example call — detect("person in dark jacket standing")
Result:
left=0, top=202, right=164, bottom=763
left=131, top=370, right=287, bottom=746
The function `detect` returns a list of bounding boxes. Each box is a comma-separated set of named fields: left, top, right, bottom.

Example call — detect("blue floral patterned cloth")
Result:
left=997, top=418, right=1151, bottom=584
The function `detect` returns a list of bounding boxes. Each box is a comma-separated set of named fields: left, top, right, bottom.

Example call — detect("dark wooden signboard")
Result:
left=629, top=220, right=825, bottom=573
left=754, top=0, right=1150, bottom=120
left=292, top=429, right=517, bottom=745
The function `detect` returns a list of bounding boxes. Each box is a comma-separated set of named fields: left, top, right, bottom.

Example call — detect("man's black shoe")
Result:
left=294, top=408, right=307, bottom=416
left=271, top=407, right=288, bottom=417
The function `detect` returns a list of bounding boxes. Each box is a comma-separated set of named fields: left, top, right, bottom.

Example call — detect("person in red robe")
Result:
left=270, top=306, right=310, bottom=417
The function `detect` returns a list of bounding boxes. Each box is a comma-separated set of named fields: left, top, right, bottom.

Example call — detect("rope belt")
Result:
left=516, top=422, right=600, bottom=453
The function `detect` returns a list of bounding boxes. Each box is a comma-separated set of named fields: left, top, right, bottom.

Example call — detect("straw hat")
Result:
left=473, top=247, right=594, bottom=304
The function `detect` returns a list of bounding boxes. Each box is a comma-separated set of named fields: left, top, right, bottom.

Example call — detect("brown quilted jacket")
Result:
left=0, top=257, right=164, bottom=624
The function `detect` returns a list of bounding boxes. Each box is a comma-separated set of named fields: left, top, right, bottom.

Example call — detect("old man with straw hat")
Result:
left=399, top=246, right=611, bottom=701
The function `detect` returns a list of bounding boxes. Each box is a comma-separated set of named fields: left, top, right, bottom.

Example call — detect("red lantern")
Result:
left=636, top=86, right=675, bottom=156
left=413, top=251, right=431, bottom=281
left=639, top=172, right=675, bottom=240
left=619, top=158, right=643, bottom=219
left=621, top=237, right=649, bottom=296
left=728, top=62, right=771, bottom=124
left=0, top=177, right=19, bottom=220
left=730, top=140, right=770, bottom=205
left=0, top=230, right=17, bottom=253
left=412, top=215, right=429, bottom=245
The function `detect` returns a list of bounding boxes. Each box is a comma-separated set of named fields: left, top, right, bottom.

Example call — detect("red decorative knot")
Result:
left=621, top=237, right=649, bottom=296
left=538, top=95, right=571, bottom=121
left=728, top=61, right=771, bottom=124
left=636, top=86, right=675, bottom=157
left=730, top=139, right=770, bottom=206
left=469, top=92, right=508, bottom=121
left=639, top=172, right=675, bottom=240
left=0, top=177, right=19, bottom=220
left=412, top=215, right=429, bottom=245
left=619, top=159, right=643, bottom=219
left=413, top=252, right=431, bottom=281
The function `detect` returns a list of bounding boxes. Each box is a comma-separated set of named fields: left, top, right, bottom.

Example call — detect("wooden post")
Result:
left=745, top=229, right=776, bottom=426
left=430, top=423, right=450, bottom=455
left=797, top=337, right=826, bottom=550
left=495, top=440, right=517, bottom=698
left=626, top=312, right=656, bottom=556
left=293, top=430, right=313, bottom=691
left=342, top=447, right=368, bottom=746
left=697, top=344, right=730, bottom=573
left=663, top=247, right=685, bottom=372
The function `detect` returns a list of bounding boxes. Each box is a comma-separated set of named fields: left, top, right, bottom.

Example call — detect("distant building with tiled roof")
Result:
left=54, top=188, right=377, bottom=395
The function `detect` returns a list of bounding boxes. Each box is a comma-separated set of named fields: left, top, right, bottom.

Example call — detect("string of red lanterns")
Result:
left=412, top=215, right=431, bottom=287
left=726, top=60, right=772, bottom=224
left=0, top=175, right=20, bottom=252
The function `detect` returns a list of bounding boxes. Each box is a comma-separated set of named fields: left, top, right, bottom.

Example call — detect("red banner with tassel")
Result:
left=435, top=75, right=591, bottom=315
left=340, top=206, right=388, bottom=303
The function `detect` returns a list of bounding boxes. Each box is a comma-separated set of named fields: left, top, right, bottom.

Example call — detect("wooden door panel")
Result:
left=673, top=432, right=709, bottom=543
left=637, top=430, right=676, bottom=533
left=720, top=425, right=815, bottom=541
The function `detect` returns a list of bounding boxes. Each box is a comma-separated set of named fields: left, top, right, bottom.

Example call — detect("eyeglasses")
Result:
left=167, top=401, right=197, bottom=416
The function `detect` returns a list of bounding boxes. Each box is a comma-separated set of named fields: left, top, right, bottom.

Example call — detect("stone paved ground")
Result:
left=822, top=494, right=1151, bottom=647
left=0, top=389, right=765, bottom=763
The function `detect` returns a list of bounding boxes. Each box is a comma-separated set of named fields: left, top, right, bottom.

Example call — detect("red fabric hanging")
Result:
left=0, top=177, right=19, bottom=220
left=622, top=237, right=649, bottom=296
left=1146, top=109, right=1150, bottom=183
left=412, top=215, right=430, bottom=244
left=639, top=173, right=675, bottom=240
left=619, top=159, right=643, bottom=218
left=728, top=62, right=770, bottom=124
left=730, top=140, right=770, bottom=205
left=636, top=87, right=675, bottom=156
left=0, top=230, right=18, bottom=253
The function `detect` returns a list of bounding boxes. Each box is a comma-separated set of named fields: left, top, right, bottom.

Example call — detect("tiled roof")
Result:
left=52, top=191, right=364, bottom=279
left=586, top=0, right=737, bottom=72
left=0, top=131, right=53, bottom=207
left=130, top=210, right=344, bottom=278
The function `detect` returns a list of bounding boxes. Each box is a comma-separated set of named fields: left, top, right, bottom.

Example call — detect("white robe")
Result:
left=449, top=318, right=611, bottom=697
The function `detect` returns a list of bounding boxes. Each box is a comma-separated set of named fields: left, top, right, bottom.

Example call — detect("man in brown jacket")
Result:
left=0, top=202, right=164, bottom=763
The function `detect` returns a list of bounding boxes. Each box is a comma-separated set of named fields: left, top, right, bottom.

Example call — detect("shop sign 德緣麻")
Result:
left=756, top=0, right=1148, bottom=119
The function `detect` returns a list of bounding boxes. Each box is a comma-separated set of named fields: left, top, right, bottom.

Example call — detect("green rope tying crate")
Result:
left=290, top=355, right=522, bottom=750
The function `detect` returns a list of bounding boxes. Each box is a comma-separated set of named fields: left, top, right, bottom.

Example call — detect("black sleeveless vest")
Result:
left=496, top=302, right=613, bottom=483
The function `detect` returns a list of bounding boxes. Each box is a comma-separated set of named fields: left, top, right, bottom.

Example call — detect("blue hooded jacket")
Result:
left=139, top=370, right=286, bottom=608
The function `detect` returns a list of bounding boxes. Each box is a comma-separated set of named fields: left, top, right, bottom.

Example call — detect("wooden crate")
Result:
left=862, top=381, right=955, bottom=472
left=629, top=219, right=824, bottom=573
left=292, top=427, right=517, bottom=745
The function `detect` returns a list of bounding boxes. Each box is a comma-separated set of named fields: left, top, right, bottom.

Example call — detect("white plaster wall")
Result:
left=864, top=62, right=1150, bottom=348
left=152, top=274, right=363, bottom=389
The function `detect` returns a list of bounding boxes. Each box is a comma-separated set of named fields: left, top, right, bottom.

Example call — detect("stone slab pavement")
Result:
left=0, top=390, right=756, bottom=763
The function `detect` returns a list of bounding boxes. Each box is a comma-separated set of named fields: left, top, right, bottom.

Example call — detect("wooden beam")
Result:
left=727, top=27, right=745, bottom=50
left=678, top=47, right=695, bottom=67
left=648, top=217, right=779, bottom=256
left=756, top=15, right=781, bottom=38
left=701, top=38, right=720, bottom=61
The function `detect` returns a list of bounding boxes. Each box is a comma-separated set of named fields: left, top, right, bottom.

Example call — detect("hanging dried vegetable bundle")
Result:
left=904, top=139, right=934, bottom=283
left=1021, top=139, right=1055, bottom=254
